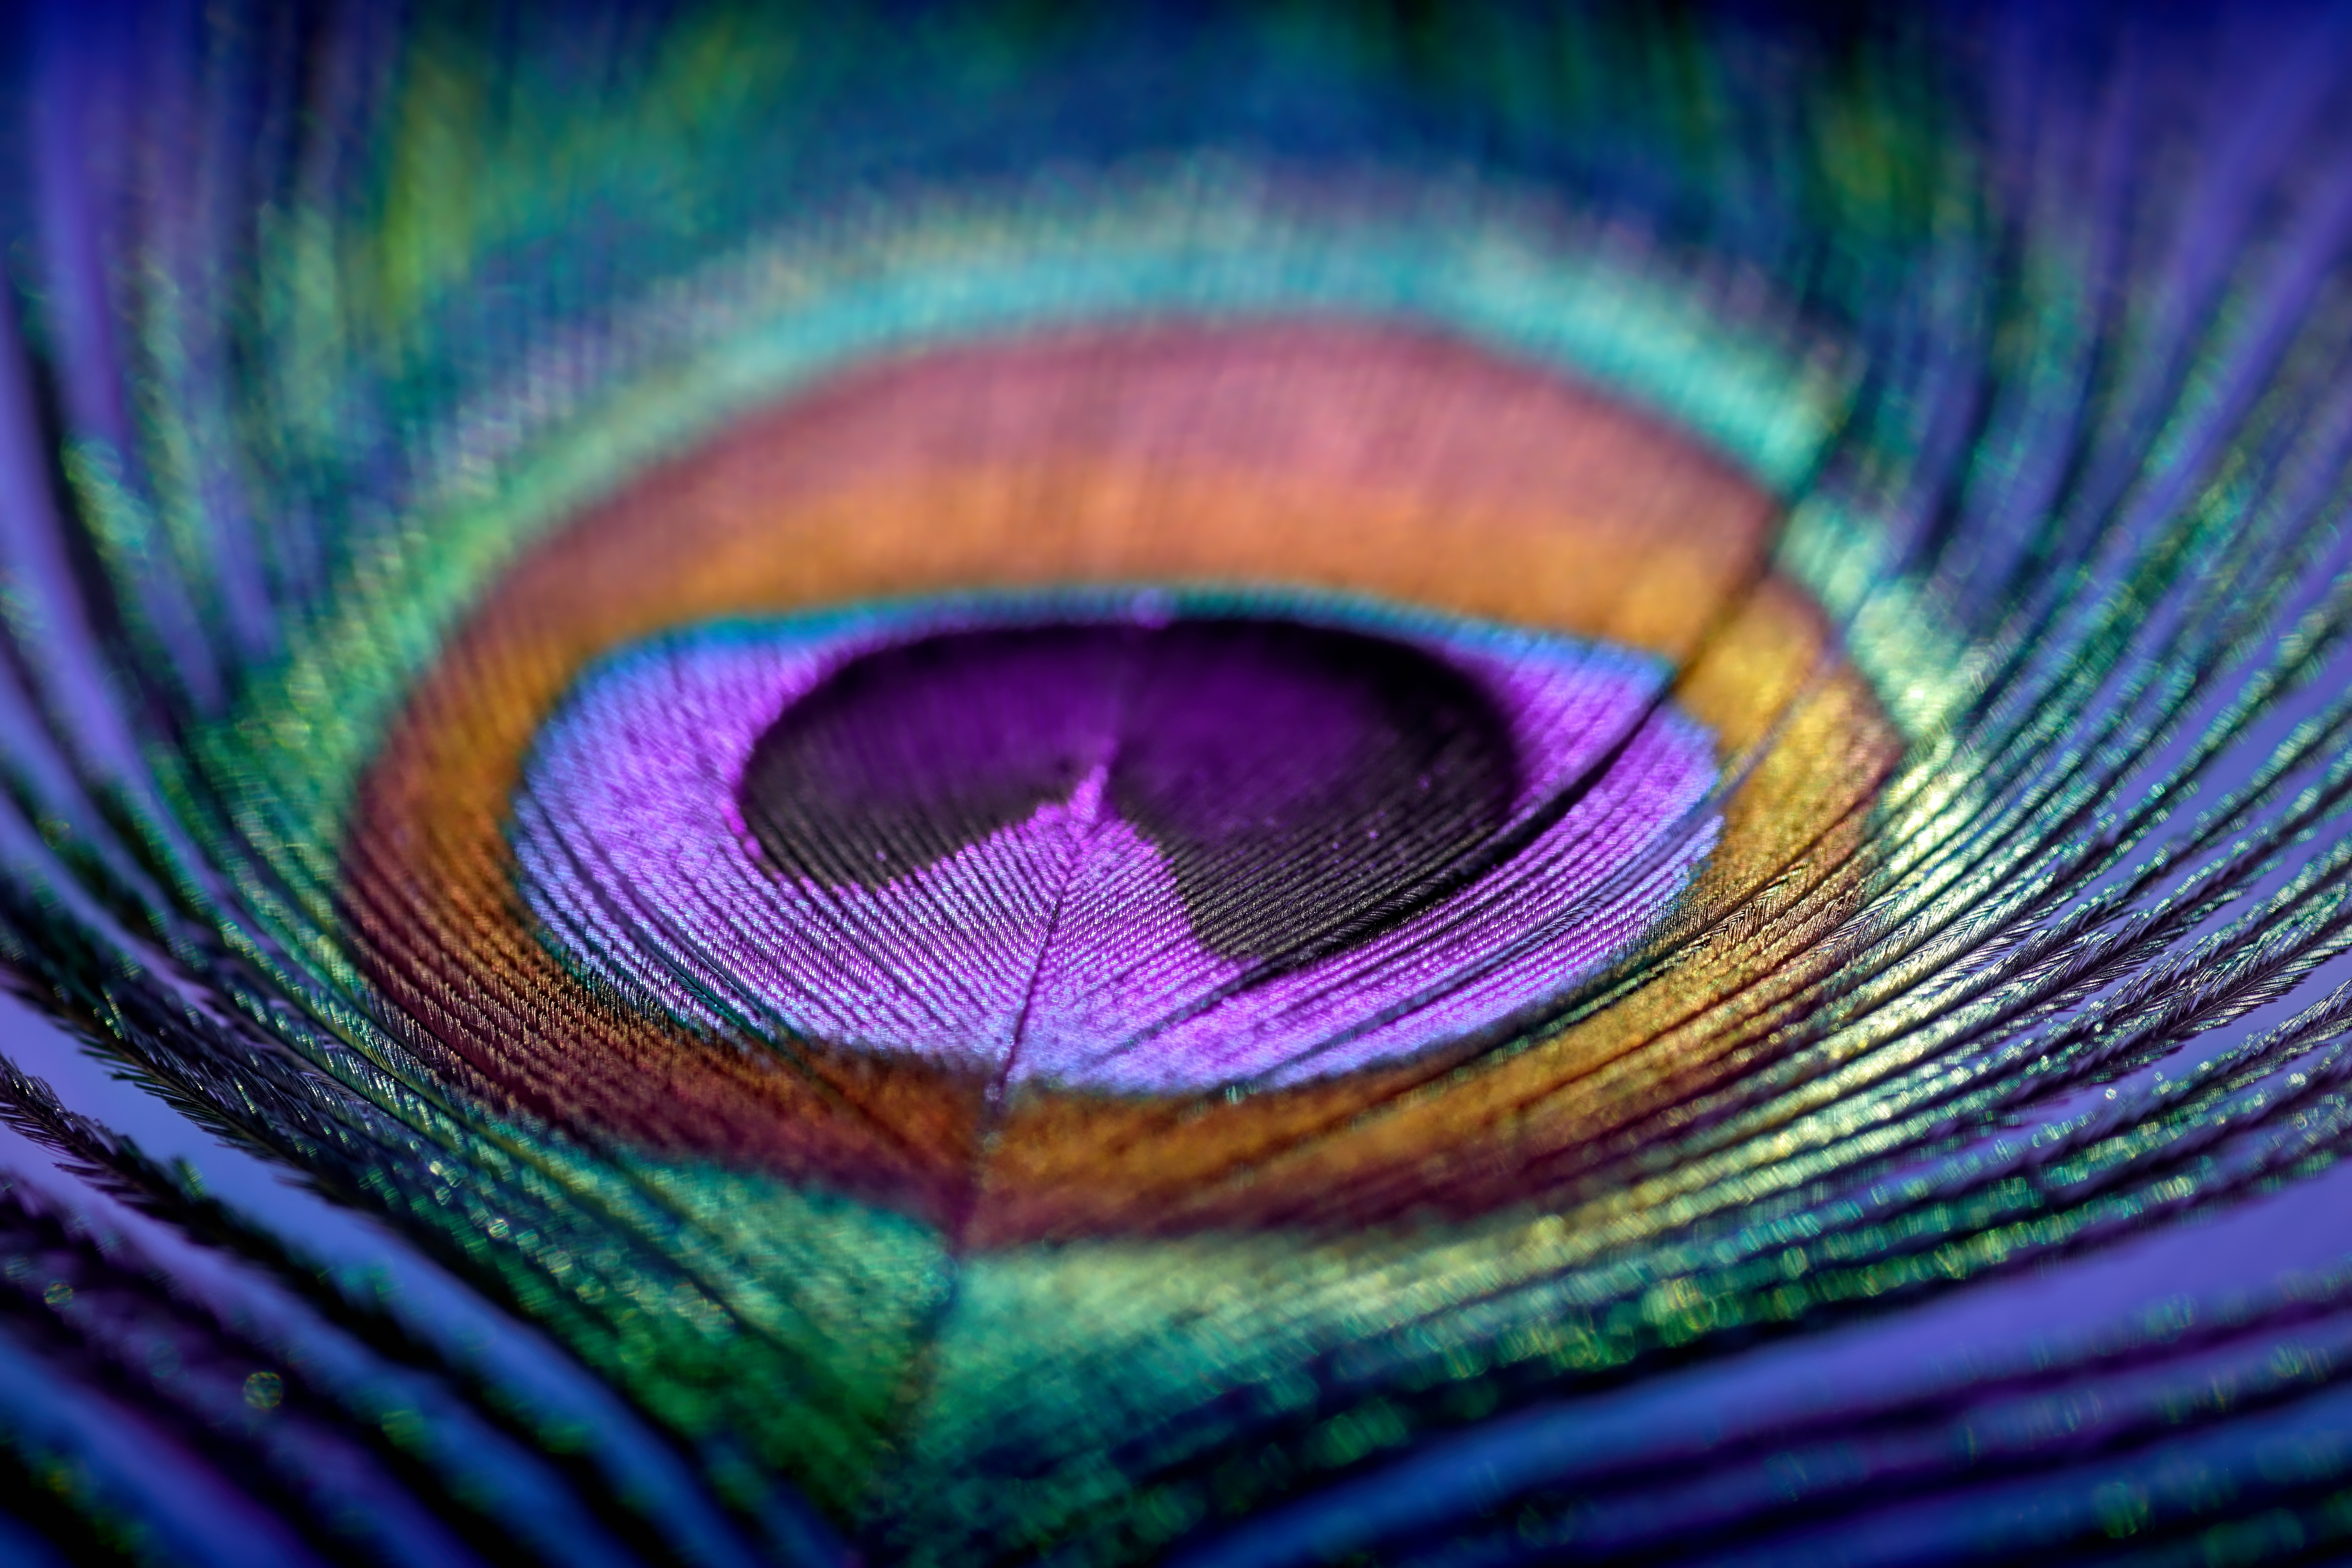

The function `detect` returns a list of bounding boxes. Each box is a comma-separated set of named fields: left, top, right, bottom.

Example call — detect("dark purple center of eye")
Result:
left=735, top=619, right=1517, bottom=961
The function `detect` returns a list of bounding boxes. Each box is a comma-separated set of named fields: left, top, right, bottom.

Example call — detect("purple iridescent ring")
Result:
left=511, top=592, right=1722, bottom=1094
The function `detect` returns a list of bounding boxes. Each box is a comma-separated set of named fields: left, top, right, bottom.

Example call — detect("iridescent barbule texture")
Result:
left=1, top=4, right=2350, bottom=1566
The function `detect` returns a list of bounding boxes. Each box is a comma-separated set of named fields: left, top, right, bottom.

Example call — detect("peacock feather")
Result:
left=2, top=2, right=2352, bottom=1563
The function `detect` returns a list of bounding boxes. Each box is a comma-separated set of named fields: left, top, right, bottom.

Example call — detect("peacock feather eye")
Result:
left=338, top=320, right=1892, bottom=1258
left=5, top=4, right=2352, bottom=1565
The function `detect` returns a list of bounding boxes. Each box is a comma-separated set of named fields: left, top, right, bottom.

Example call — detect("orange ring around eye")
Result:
left=340, top=319, right=1899, bottom=1244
